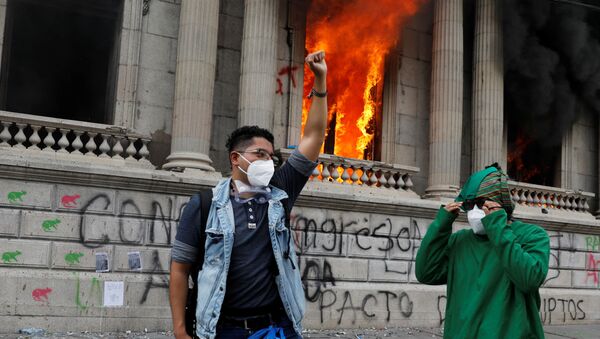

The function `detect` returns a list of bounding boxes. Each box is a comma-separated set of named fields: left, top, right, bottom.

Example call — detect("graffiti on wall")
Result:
left=540, top=297, right=586, bottom=324
left=585, top=236, right=600, bottom=287
left=276, top=65, right=299, bottom=95
left=294, top=212, right=422, bottom=325
left=2, top=189, right=600, bottom=327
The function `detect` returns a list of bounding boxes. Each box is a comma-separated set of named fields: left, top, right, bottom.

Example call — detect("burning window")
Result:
left=506, top=125, right=560, bottom=186
left=301, top=0, right=423, bottom=161
left=0, top=0, right=123, bottom=124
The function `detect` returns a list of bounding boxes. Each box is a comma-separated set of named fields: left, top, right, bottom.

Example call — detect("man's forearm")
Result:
left=415, top=207, right=455, bottom=284
left=300, top=74, right=327, bottom=160
left=312, top=75, right=326, bottom=93
left=299, top=50, right=328, bottom=161
left=305, top=74, right=327, bottom=134
left=169, top=267, right=190, bottom=334
left=483, top=211, right=550, bottom=292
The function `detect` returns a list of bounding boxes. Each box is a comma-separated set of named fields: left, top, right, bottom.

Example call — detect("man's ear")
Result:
left=230, top=152, right=239, bottom=166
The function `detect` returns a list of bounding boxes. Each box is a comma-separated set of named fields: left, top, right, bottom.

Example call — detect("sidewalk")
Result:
left=2, top=325, right=599, bottom=338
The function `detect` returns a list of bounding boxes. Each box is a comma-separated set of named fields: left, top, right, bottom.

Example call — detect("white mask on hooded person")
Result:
left=467, top=205, right=487, bottom=235
left=236, top=153, right=275, bottom=188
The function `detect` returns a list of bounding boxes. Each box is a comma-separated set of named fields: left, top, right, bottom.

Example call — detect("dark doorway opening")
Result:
left=0, top=0, right=123, bottom=124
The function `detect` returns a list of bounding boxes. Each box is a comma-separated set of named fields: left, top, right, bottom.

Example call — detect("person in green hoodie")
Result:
left=416, top=163, right=550, bottom=338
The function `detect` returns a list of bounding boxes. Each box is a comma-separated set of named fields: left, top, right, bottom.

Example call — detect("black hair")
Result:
left=225, top=125, right=275, bottom=153
left=485, top=162, right=502, bottom=170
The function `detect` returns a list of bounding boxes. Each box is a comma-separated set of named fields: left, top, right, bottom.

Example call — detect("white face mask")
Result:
left=467, top=205, right=487, bottom=235
left=236, top=153, right=275, bottom=187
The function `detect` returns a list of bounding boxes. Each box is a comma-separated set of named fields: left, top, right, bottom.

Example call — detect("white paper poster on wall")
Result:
left=104, top=281, right=124, bottom=307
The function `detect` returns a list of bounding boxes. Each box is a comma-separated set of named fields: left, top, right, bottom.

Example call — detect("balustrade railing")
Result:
left=508, top=181, right=594, bottom=214
left=0, top=111, right=152, bottom=168
left=279, top=149, right=419, bottom=192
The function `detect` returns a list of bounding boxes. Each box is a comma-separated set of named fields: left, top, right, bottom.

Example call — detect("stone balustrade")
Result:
left=279, top=148, right=419, bottom=191
left=509, top=180, right=594, bottom=214
left=0, top=111, right=152, bottom=168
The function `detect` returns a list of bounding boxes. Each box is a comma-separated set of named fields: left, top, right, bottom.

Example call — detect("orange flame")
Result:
left=302, top=0, right=425, bottom=159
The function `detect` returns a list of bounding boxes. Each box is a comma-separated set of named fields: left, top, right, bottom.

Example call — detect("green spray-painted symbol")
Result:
left=7, top=191, right=26, bottom=204
left=75, top=275, right=101, bottom=311
left=65, top=252, right=84, bottom=265
left=2, top=250, right=21, bottom=263
left=42, top=218, right=61, bottom=232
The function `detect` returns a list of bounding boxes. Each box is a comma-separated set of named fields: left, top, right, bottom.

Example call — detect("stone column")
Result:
left=114, top=0, right=143, bottom=129
left=0, top=0, right=8, bottom=72
left=597, top=120, right=600, bottom=218
left=425, top=0, right=464, bottom=199
left=163, top=0, right=219, bottom=172
left=471, top=0, right=504, bottom=171
left=381, top=51, right=400, bottom=164
left=238, top=0, right=279, bottom=129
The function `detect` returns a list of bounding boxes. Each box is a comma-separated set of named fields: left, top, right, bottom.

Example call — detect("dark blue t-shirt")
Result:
left=172, top=149, right=317, bottom=315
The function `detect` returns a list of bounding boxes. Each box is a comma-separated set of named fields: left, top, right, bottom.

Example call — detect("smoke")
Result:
left=504, top=0, right=600, bottom=141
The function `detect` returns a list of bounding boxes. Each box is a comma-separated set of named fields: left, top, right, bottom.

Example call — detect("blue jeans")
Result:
left=215, top=314, right=300, bottom=339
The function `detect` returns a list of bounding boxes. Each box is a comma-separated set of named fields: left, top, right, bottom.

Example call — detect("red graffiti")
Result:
left=61, top=194, right=81, bottom=208
left=279, top=65, right=299, bottom=87
left=32, top=288, right=52, bottom=302
left=276, top=78, right=284, bottom=95
left=585, top=253, right=600, bottom=286
left=275, top=65, right=299, bottom=95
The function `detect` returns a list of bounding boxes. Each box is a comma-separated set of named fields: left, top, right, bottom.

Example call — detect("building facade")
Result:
left=1, top=0, right=599, bottom=332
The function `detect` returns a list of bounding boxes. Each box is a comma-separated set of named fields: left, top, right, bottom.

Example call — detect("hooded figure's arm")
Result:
left=483, top=210, right=550, bottom=293
left=415, top=207, right=457, bottom=285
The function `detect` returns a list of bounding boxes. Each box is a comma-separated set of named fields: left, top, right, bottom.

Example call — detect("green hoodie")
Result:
left=416, top=169, right=550, bottom=338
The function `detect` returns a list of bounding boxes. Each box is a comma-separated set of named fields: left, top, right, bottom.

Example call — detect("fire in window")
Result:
left=0, top=0, right=123, bottom=124
left=301, top=0, right=422, bottom=161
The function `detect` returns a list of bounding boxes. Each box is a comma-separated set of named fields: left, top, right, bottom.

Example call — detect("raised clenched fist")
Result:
left=305, top=50, right=327, bottom=78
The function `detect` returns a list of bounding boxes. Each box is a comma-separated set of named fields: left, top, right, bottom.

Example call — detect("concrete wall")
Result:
left=273, top=0, right=307, bottom=151
left=2, top=174, right=599, bottom=333
left=294, top=204, right=600, bottom=328
left=134, top=0, right=181, bottom=167
left=0, top=176, right=189, bottom=331
left=209, top=0, right=244, bottom=174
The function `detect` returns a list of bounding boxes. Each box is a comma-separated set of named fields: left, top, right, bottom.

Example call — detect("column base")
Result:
left=162, top=151, right=216, bottom=172
left=423, top=184, right=460, bottom=200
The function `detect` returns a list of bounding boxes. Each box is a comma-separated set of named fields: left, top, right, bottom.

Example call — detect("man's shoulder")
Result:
left=283, top=148, right=318, bottom=177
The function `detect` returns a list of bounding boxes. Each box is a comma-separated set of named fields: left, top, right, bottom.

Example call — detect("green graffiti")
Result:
left=586, top=236, right=600, bottom=252
left=75, top=275, right=102, bottom=311
left=2, top=250, right=21, bottom=263
left=42, top=218, right=61, bottom=232
left=65, top=252, right=84, bottom=265
left=7, top=191, right=26, bottom=204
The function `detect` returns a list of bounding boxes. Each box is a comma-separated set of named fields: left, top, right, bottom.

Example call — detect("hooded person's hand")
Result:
left=482, top=200, right=502, bottom=215
left=443, top=201, right=462, bottom=215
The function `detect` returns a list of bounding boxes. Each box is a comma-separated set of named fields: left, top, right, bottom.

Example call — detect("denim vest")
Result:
left=195, top=178, right=305, bottom=339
